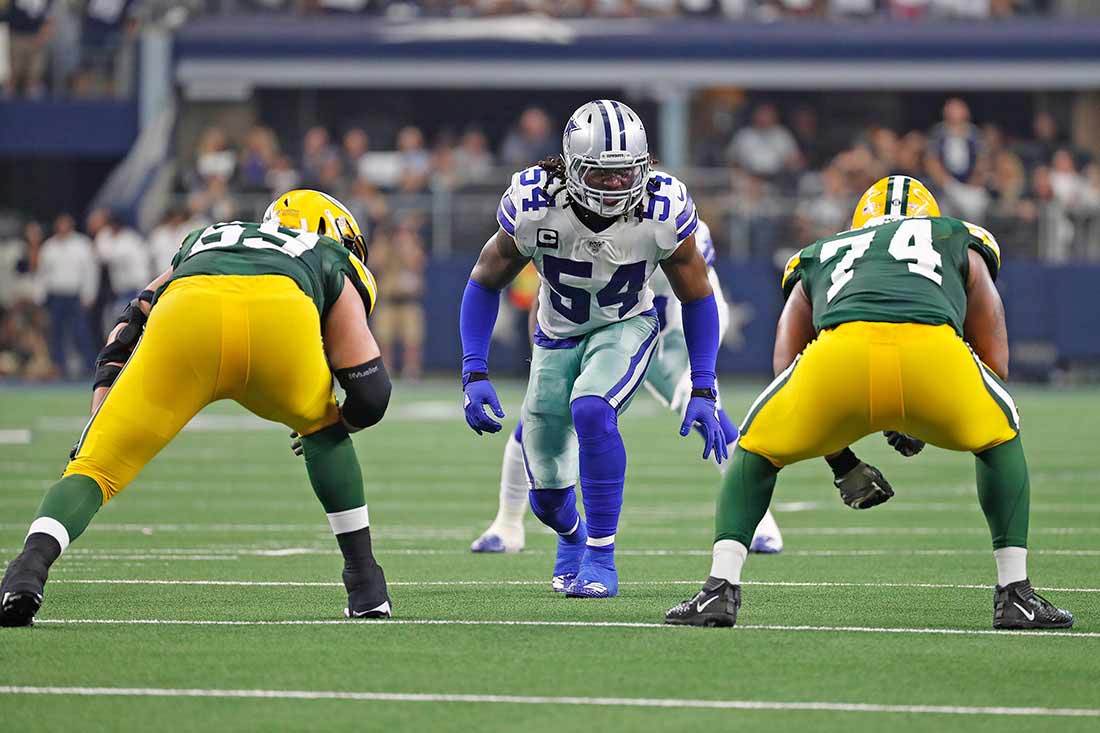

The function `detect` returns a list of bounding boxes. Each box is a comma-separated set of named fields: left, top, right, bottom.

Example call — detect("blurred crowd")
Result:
left=195, top=0, right=1076, bottom=20
left=3, top=98, right=1099, bottom=380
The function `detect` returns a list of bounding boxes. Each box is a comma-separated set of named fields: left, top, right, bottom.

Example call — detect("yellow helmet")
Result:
left=851, top=175, right=941, bottom=230
left=263, top=189, right=368, bottom=264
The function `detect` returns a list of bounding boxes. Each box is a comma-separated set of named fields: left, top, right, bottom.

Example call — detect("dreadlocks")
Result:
left=535, top=154, right=660, bottom=218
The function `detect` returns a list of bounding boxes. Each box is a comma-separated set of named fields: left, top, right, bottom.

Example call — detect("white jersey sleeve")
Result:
left=643, top=171, right=699, bottom=258
left=496, top=165, right=559, bottom=257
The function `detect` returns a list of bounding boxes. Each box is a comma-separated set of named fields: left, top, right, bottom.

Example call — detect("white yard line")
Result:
left=0, top=685, right=1096, bottom=718
left=48, top=579, right=1100, bottom=593
left=29, top=618, right=1100, bottom=639
left=0, top=430, right=32, bottom=445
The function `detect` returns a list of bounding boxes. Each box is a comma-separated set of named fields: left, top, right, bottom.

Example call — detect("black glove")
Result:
left=884, top=431, right=925, bottom=457
left=289, top=431, right=303, bottom=457
left=835, top=462, right=895, bottom=510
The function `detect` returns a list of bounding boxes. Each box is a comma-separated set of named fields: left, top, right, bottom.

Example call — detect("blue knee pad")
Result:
left=571, top=396, right=618, bottom=443
left=529, top=487, right=579, bottom=535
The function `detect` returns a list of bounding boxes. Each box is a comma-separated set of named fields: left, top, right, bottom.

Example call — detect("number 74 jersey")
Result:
left=782, top=216, right=1002, bottom=336
left=497, top=165, right=699, bottom=340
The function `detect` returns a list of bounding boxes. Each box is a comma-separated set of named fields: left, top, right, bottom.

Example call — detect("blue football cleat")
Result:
left=551, top=521, right=587, bottom=592
left=565, top=548, right=618, bottom=598
left=749, top=534, right=783, bottom=554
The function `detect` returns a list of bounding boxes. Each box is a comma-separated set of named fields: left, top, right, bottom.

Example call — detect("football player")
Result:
left=470, top=219, right=784, bottom=556
left=666, top=176, right=1074, bottom=630
left=460, top=100, right=727, bottom=598
left=0, top=190, right=394, bottom=627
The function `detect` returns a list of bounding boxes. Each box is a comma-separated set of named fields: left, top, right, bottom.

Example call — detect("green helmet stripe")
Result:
left=900, top=177, right=912, bottom=215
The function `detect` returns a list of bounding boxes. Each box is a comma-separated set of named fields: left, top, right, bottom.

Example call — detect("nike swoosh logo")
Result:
left=696, top=595, right=719, bottom=613
left=1013, top=602, right=1036, bottom=621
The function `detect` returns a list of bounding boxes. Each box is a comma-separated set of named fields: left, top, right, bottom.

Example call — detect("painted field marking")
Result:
left=29, top=618, right=1100, bottom=639
left=0, top=430, right=31, bottom=445
left=48, top=579, right=1100, bottom=593
left=0, top=686, right=1097, bottom=718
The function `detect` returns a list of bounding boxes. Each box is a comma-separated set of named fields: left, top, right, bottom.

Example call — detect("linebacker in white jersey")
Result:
left=470, top=218, right=784, bottom=556
left=459, top=100, right=728, bottom=599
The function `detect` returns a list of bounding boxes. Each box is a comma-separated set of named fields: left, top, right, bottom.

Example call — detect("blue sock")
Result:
left=528, top=487, right=582, bottom=540
left=571, top=396, right=626, bottom=552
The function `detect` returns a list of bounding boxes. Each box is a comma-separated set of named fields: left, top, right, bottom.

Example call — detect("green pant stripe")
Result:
left=739, top=355, right=800, bottom=435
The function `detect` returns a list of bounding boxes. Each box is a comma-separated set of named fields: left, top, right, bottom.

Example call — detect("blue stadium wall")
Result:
left=416, top=259, right=1100, bottom=378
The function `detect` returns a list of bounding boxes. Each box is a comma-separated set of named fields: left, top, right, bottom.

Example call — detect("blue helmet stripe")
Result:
left=597, top=101, right=613, bottom=151
left=610, top=100, right=627, bottom=151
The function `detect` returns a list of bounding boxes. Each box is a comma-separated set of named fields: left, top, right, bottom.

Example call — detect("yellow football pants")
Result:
left=65, top=275, right=340, bottom=502
left=738, top=321, right=1020, bottom=467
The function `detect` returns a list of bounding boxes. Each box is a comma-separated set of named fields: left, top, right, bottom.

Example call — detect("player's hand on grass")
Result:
left=289, top=431, right=303, bottom=457
left=463, top=373, right=504, bottom=435
left=884, top=431, right=925, bottom=457
left=835, top=461, right=894, bottom=509
left=680, top=394, right=728, bottom=464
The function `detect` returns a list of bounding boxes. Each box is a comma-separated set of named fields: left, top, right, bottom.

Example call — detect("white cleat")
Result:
left=749, top=509, right=783, bottom=554
left=470, top=523, right=525, bottom=553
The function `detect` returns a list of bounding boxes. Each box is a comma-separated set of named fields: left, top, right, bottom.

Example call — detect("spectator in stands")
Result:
left=149, top=208, right=192, bottom=273
left=188, top=176, right=237, bottom=225
left=4, top=0, right=53, bottom=97
left=343, top=128, right=370, bottom=180
left=500, top=107, right=557, bottom=168
left=317, top=155, right=349, bottom=199
left=1050, top=148, right=1100, bottom=212
left=39, top=214, right=98, bottom=376
left=396, top=125, right=432, bottom=193
left=300, top=126, right=337, bottom=187
left=1031, top=165, right=1075, bottom=262
left=0, top=221, right=52, bottom=378
left=727, top=102, right=803, bottom=179
left=79, top=0, right=139, bottom=97
left=795, top=162, right=851, bottom=242
left=453, top=128, right=495, bottom=186
left=266, top=155, right=301, bottom=197
left=189, top=126, right=236, bottom=191
left=239, top=125, right=279, bottom=192
left=372, top=221, right=427, bottom=381
left=926, top=97, right=984, bottom=184
left=1016, top=111, right=1064, bottom=171
left=89, top=208, right=150, bottom=317
left=346, top=176, right=388, bottom=235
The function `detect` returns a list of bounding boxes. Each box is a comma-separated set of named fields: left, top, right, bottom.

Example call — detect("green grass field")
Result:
left=1, top=381, right=1098, bottom=732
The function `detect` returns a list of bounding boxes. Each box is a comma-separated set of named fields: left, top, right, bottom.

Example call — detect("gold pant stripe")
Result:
left=65, top=275, right=339, bottom=502
left=737, top=321, right=1019, bottom=467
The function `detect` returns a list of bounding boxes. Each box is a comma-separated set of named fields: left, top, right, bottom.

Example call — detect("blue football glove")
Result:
left=463, top=373, right=504, bottom=435
left=680, top=392, right=728, bottom=464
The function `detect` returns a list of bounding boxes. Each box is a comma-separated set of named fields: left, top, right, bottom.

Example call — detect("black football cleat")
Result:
left=343, top=562, right=392, bottom=619
left=0, top=551, right=50, bottom=628
left=665, top=577, right=741, bottom=627
left=993, top=579, right=1073, bottom=630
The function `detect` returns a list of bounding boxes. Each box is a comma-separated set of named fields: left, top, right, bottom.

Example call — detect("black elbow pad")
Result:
left=334, top=357, right=391, bottom=430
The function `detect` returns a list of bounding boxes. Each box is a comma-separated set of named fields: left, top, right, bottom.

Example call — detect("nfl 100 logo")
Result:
left=582, top=237, right=611, bottom=256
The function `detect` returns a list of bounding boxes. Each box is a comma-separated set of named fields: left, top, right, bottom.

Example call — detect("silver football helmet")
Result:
left=562, top=99, right=650, bottom=217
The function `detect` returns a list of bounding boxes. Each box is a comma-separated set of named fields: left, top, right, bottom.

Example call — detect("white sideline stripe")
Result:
left=31, top=618, right=1100, bottom=638
left=49, top=579, right=1100, bottom=593
left=24, top=548, right=1100, bottom=561
left=0, top=686, right=1096, bottom=718
left=0, top=429, right=31, bottom=444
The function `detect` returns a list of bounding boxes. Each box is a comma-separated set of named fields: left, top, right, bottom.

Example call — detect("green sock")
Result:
left=714, top=448, right=780, bottom=547
left=975, top=435, right=1030, bottom=549
left=34, top=473, right=103, bottom=544
left=302, top=423, right=365, bottom=514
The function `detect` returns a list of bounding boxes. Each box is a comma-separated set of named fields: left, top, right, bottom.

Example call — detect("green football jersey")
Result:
left=159, top=221, right=378, bottom=317
left=782, top=216, right=1002, bottom=335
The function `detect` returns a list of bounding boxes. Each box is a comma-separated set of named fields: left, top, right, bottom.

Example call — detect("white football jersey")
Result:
left=497, top=165, right=699, bottom=340
left=649, top=219, right=729, bottom=337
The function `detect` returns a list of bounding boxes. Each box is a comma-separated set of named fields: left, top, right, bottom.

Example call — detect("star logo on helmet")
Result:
left=564, top=119, right=581, bottom=137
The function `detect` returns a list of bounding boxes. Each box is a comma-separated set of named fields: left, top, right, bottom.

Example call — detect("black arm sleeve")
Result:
left=334, top=357, right=392, bottom=430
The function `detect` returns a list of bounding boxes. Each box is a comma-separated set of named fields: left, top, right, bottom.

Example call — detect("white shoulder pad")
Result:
left=640, top=170, right=698, bottom=256
left=497, top=166, right=565, bottom=256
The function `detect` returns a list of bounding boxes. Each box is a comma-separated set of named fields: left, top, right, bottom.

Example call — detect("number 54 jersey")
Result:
left=782, top=216, right=1001, bottom=336
left=497, top=165, right=699, bottom=340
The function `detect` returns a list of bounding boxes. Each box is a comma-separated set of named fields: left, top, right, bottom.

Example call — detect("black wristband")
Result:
left=463, top=371, right=489, bottom=387
left=137, top=289, right=155, bottom=304
left=690, top=387, right=717, bottom=400
left=93, top=363, right=123, bottom=390
left=825, top=448, right=860, bottom=479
